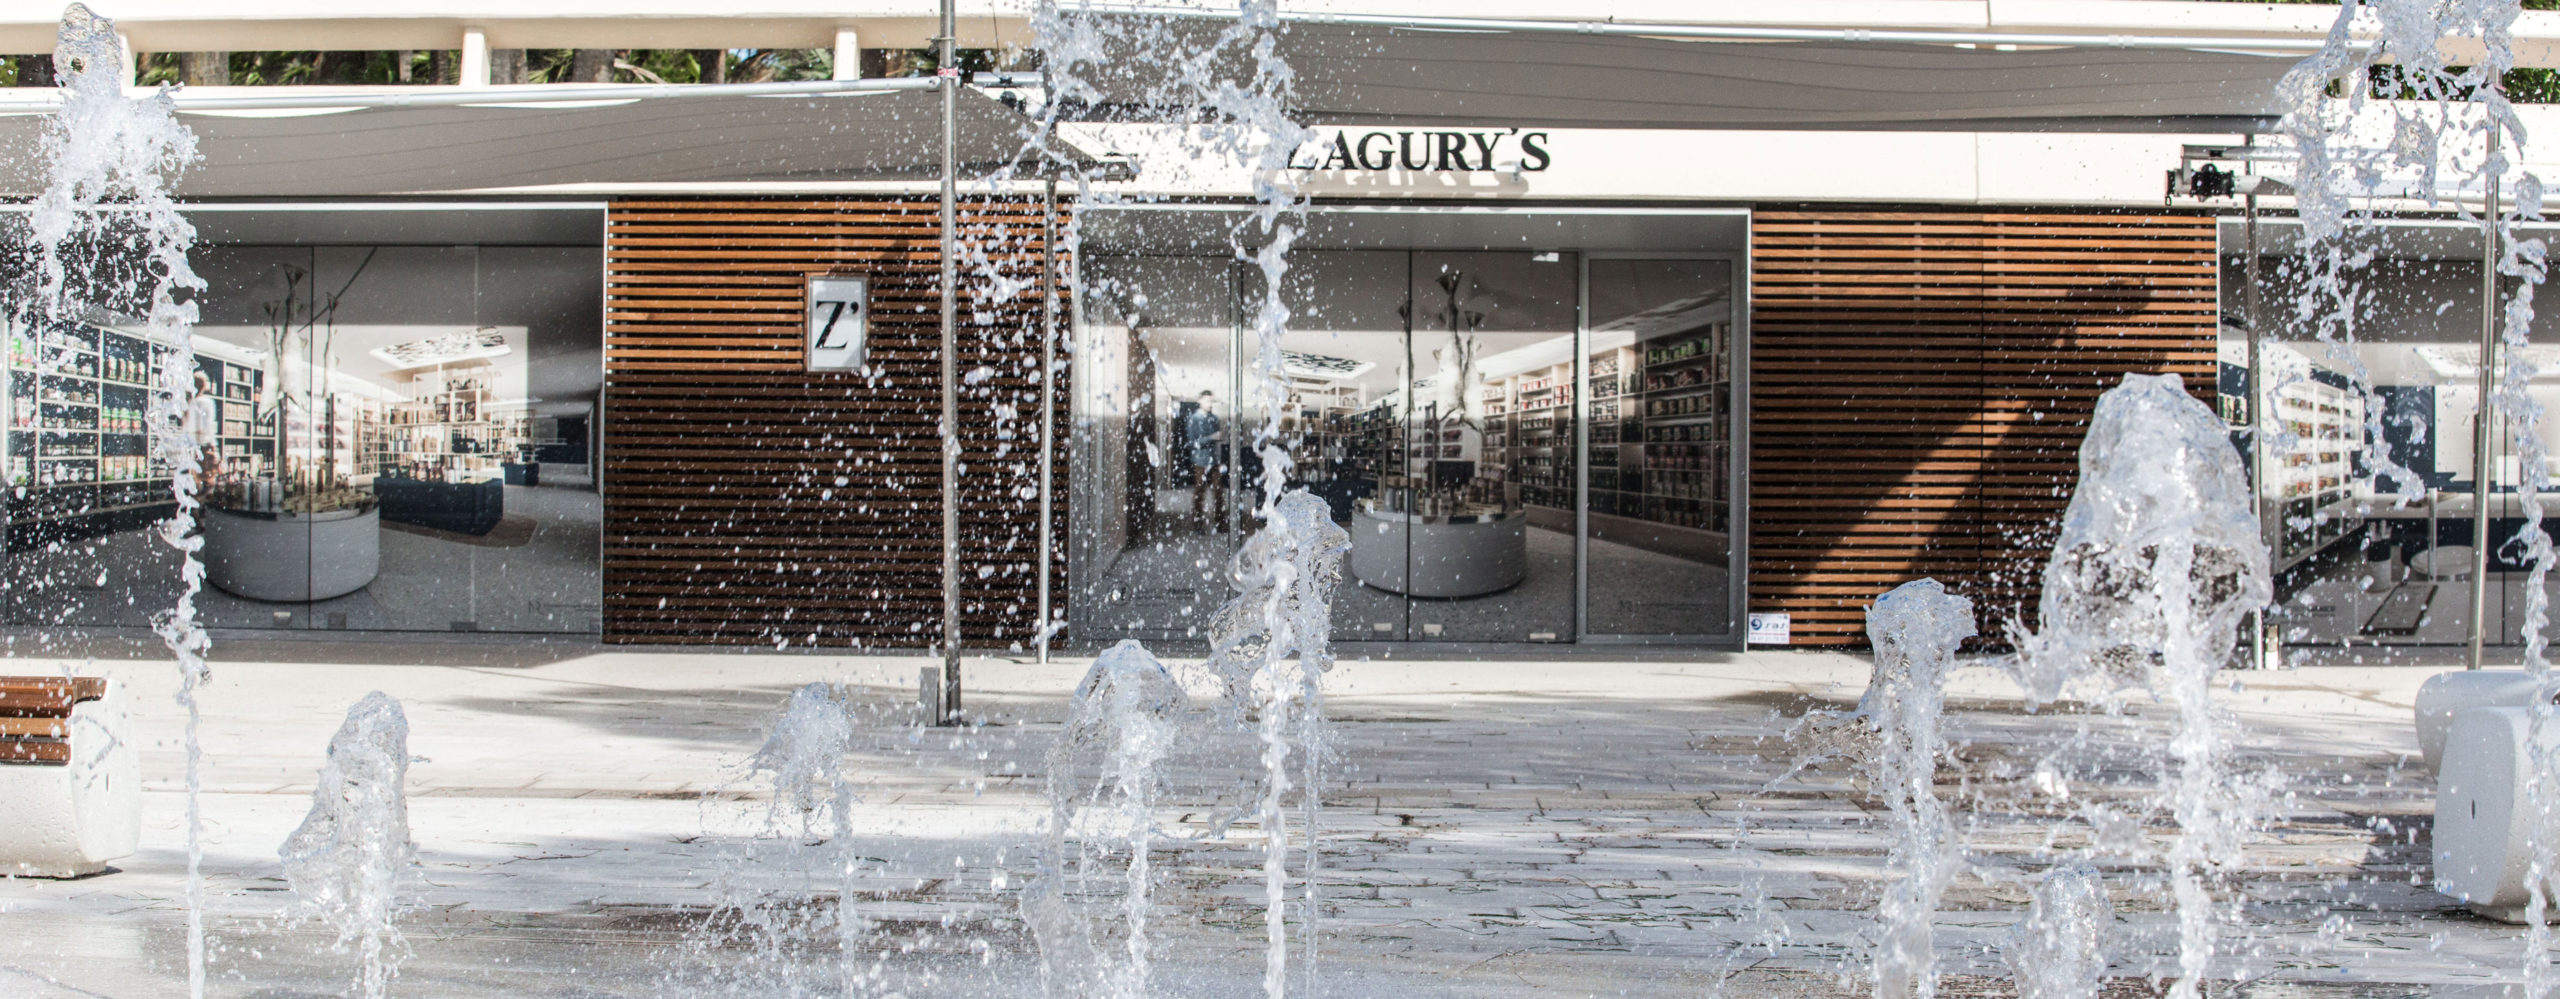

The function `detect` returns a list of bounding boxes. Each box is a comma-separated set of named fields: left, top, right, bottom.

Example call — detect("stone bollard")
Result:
left=2415, top=670, right=2544, bottom=774
left=2434, top=704, right=2559, bottom=923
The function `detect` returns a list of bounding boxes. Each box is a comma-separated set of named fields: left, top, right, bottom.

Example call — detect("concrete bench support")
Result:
left=0, top=677, right=140, bottom=878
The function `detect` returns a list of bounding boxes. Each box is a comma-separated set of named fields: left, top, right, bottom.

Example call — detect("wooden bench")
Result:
left=0, top=677, right=108, bottom=765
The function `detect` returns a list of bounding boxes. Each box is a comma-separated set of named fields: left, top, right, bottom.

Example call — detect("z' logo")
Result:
left=811, top=299, right=862, bottom=349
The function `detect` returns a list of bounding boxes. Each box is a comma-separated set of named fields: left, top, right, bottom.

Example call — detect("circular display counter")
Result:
left=202, top=506, right=381, bottom=602
left=1349, top=506, right=1527, bottom=598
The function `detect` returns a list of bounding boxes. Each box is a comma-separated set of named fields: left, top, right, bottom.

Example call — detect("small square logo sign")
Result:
left=805, top=275, right=869, bottom=371
left=1746, top=612, right=1791, bottom=645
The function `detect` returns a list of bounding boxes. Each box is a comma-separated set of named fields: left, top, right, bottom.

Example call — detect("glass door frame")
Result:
left=1575, top=249, right=1751, bottom=646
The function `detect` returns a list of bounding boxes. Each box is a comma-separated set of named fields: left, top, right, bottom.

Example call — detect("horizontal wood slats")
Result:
left=1749, top=209, right=2216, bottom=647
left=604, top=198, right=1068, bottom=647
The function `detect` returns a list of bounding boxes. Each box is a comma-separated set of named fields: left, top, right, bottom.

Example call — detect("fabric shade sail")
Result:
left=0, top=86, right=1091, bottom=197
left=1066, top=16, right=2296, bottom=132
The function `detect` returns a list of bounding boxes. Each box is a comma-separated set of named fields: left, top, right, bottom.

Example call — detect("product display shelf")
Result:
left=4, top=322, right=222, bottom=549
left=1599, top=322, right=1731, bottom=538
left=1499, top=359, right=1576, bottom=511
left=197, top=353, right=275, bottom=481
left=2270, top=371, right=2368, bottom=572
left=1311, top=401, right=1402, bottom=506
left=1284, top=382, right=1359, bottom=486
left=384, top=363, right=514, bottom=482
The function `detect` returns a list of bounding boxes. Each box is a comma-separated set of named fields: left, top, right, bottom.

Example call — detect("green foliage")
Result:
left=726, top=49, right=835, bottom=83
left=0, top=59, right=15, bottom=88
left=134, top=50, right=447, bottom=87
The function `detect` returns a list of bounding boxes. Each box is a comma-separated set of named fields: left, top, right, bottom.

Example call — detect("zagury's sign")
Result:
left=1289, top=127, right=1552, bottom=173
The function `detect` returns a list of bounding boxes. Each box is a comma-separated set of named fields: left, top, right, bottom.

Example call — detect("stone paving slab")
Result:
left=0, top=644, right=2543, bottom=996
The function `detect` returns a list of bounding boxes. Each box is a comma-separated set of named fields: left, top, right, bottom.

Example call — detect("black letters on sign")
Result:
left=812, top=300, right=859, bottom=349
left=1293, top=128, right=1554, bottom=173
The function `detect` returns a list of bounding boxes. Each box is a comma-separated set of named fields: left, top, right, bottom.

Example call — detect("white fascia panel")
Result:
left=1973, top=132, right=2210, bottom=207
left=1496, top=129, right=1983, bottom=205
left=1275, top=0, right=1995, bottom=30
left=1988, top=0, right=2344, bottom=36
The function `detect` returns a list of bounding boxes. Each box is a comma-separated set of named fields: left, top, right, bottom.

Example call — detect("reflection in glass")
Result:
left=2233, top=250, right=2560, bottom=651
left=1068, top=255, right=1242, bottom=643
left=1584, top=258, right=1735, bottom=638
left=1071, top=248, right=1743, bottom=645
left=3, top=243, right=601, bottom=635
left=1268, top=250, right=1411, bottom=642
left=1399, top=252, right=1577, bottom=643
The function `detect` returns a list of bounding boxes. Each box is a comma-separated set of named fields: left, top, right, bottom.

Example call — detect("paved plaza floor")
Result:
left=0, top=635, right=2536, bottom=997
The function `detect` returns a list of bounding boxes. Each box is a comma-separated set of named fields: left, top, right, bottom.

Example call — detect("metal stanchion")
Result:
left=1037, top=177, right=1060, bottom=664
left=2469, top=127, right=2502, bottom=671
left=937, top=0, right=964, bottom=720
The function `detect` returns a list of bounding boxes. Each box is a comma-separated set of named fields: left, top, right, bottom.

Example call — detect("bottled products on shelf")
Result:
left=4, top=321, right=203, bottom=532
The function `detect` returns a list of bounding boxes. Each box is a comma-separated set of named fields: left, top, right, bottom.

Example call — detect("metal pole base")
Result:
left=919, top=666, right=947, bottom=726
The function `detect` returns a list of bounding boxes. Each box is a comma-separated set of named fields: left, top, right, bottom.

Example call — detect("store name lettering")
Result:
left=1291, top=128, right=1552, bottom=173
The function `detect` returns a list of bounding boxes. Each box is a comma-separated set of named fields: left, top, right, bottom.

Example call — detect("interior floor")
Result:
left=1078, top=487, right=1729, bottom=644
left=4, top=484, right=601, bottom=634
left=2274, top=538, right=2560, bottom=648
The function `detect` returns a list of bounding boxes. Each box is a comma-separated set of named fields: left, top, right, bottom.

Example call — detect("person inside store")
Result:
left=1183, top=389, right=1227, bottom=524
left=188, top=369, right=225, bottom=497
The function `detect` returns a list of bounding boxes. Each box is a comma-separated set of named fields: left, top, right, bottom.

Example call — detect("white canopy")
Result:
left=1071, top=17, right=2296, bottom=132
left=0, top=86, right=1098, bottom=197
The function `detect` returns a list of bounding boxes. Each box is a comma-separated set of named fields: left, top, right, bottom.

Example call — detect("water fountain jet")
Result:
left=2014, top=372, right=2271, bottom=999
left=2004, top=862, right=2112, bottom=999
left=279, top=692, right=416, bottom=999
left=23, top=4, right=209, bottom=995
left=1864, top=578, right=1974, bottom=999
left=1026, top=639, right=1188, bottom=999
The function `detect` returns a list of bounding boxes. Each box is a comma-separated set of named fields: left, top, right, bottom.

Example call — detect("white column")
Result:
left=117, top=32, right=136, bottom=88
left=459, top=28, right=491, bottom=87
left=832, top=27, right=859, bottom=81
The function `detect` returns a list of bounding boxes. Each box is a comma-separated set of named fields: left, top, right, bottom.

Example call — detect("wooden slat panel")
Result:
left=603, top=197, right=1070, bottom=647
left=1748, top=209, right=2215, bottom=647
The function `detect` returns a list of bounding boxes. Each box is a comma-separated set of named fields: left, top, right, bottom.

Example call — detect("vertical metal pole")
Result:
left=2244, top=172, right=2268, bottom=669
left=2470, top=126, right=2502, bottom=670
left=1037, top=177, right=1060, bottom=664
left=1573, top=254, right=1589, bottom=641
left=938, top=0, right=963, bottom=720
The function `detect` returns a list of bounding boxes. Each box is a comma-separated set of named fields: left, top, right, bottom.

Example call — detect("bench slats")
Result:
left=0, top=740, right=70, bottom=765
left=0, top=677, right=106, bottom=767
left=0, top=717, right=69, bottom=738
left=0, top=677, right=107, bottom=718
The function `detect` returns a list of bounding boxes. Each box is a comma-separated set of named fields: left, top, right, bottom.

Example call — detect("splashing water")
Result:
left=279, top=692, right=416, bottom=999
left=1206, top=490, right=1349, bottom=998
left=2004, top=862, right=2113, bottom=999
left=1863, top=579, right=1975, bottom=999
left=2013, top=374, right=2272, bottom=999
left=1706, top=815, right=1791, bottom=999
left=1030, top=3, right=1335, bottom=995
left=1027, top=640, right=1189, bottom=999
left=741, top=682, right=872, bottom=997
left=2277, top=3, right=2558, bottom=990
left=23, top=5, right=210, bottom=996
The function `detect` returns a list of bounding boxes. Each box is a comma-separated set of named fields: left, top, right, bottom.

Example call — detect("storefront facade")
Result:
left=0, top=128, right=2238, bottom=651
left=14, top=27, right=2556, bottom=651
